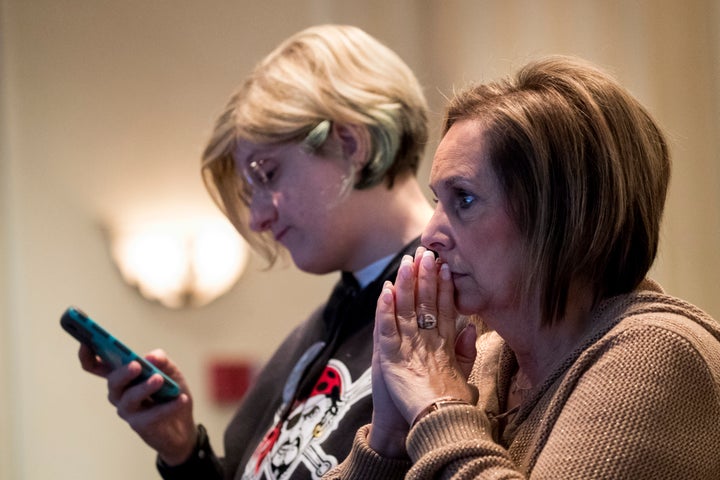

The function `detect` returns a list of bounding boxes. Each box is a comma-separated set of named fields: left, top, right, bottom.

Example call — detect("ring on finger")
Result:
left=417, top=313, right=438, bottom=330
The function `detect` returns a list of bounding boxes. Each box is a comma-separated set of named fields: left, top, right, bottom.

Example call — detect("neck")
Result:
left=494, top=287, right=595, bottom=387
left=345, top=174, right=433, bottom=272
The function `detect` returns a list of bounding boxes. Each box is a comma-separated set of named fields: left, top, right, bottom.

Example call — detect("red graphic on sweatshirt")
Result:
left=243, top=360, right=371, bottom=480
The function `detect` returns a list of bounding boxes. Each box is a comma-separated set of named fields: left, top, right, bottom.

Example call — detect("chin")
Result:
left=293, top=260, right=323, bottom=274
left=456, top=305, right=478, bottom=316
left=291, top=253, right=335, bottom=275
left=454, top=293, right=482, bottom=316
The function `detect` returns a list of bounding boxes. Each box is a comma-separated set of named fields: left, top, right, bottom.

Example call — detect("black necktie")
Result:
left=292, top=272, right=360, bottom=402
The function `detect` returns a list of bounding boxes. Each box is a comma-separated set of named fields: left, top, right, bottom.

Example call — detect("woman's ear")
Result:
left=331, top=123, right=370, bottom=170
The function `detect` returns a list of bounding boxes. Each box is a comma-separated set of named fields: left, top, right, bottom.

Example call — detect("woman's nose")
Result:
left=421, top=207, right=451, bottom=253
left=248, top=191, right=277, bottom=232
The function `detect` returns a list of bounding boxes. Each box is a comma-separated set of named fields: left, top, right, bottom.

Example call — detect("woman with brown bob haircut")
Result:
left=325, top=56, right=720, bottom=479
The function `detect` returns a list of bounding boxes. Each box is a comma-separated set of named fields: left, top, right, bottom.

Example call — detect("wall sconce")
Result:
left=109, top=216, right=249, bottom=308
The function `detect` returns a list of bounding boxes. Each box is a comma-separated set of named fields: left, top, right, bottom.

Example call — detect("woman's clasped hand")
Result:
left=369, top=247, right=478, bottom=457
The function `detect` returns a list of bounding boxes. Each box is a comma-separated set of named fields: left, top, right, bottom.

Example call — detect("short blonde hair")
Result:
left=202, top=24, right=428, bottom=262
left=445, top=56, right=670, bottom=324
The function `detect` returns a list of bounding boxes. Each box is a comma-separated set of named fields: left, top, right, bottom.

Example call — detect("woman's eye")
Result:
left=260, top=167, right=276, bottom=184
left=457, top=191, right=476, bottom=209
left=249, top=159, right=277, bottom=185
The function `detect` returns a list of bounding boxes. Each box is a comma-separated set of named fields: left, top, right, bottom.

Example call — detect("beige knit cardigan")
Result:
left=324, top=280, right=720, bottom=479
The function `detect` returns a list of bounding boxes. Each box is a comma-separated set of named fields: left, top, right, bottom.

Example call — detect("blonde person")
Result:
left=78, top=25, right=433, bottom=480
left=326, top=56, right=720, bottom=478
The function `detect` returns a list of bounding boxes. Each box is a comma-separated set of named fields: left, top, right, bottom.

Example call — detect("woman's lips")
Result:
left=273, top=227, right=289, bottom=243
left=451, top=272, right=469, bottom=283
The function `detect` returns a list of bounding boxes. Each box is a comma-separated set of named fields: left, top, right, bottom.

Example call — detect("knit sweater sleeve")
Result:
left=322, top=406, right=522, bottom=479
left=322, top=425, right=412, bottom=480
left=529, top=322, right=720, bottom=478
left=405, top=403, right=523, bottom=479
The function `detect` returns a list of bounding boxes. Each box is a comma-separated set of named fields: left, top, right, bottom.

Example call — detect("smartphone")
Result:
left=60, top=306, right=181, bottom=403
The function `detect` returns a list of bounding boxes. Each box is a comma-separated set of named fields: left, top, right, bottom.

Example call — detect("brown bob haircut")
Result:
left=444, top=56, right=670, bottom=325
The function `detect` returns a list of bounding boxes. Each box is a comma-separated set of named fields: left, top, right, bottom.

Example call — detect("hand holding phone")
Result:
left=60, top=306, right=181, bottom=403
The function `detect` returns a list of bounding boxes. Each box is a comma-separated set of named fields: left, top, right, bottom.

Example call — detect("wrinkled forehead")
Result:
left=430, top=120, right=492, bottom=185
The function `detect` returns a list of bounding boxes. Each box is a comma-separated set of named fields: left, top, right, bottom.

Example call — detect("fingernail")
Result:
left=381, top=286, right=393, bottom=304
left=422, top=250, right=435, bottom=270
left=440, top=262, right=451, bottom=280
left=400, top=256, right=414, bottom=279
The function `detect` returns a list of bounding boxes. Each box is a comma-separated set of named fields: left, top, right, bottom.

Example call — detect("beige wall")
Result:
left=1, top=2, right=13, bottom=479
left=1, top=1, right=718, bottom=479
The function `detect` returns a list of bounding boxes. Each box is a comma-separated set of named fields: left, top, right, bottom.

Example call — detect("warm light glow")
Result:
left=110, top=217, right=249, bottom=308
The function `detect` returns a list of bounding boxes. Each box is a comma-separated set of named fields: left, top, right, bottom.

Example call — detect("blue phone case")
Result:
left=60, top=306, right=181, bottom=403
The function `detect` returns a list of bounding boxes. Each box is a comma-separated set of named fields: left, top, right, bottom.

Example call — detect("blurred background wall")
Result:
left=1, top=1, right=718, bottom=478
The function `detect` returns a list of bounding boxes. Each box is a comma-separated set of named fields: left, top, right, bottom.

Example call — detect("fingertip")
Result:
left=399, top=256, right=414, bottom=280
left=127, top=360, right=143, bottom=377
left=421, top=250, right=435, bottom=271
left=380, top=284, right=394, bottom=306
left=146, top=374, right=172, bottom=397
left=77, top=344, right=93, bottom=363
left=145, top=349, right=166, bottom=364
left=440, top=262, right=451, bottom=280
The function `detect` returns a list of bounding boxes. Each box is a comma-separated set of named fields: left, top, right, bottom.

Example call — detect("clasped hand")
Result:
left=368, top=246, right=477, bottom=457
